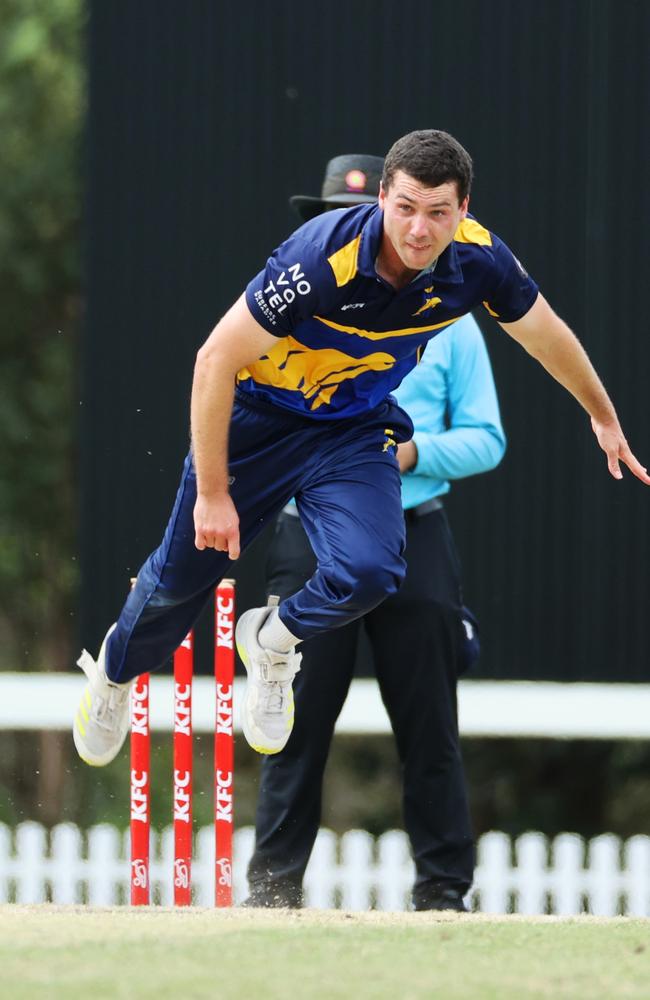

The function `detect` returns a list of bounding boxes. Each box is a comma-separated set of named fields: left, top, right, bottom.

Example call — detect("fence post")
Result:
left=14, top=823, right=47, bottom=904
left=159, top=826, right=175, bottom=907
left=50, top=823, right=82, bottom=904
left=588, top=834, right=621, bottom=916
left=475, top=831, right=511, bottom=914
left=624, top=835, right=650, bottom=917
left=305, top=829, right=338, bottom=908
left=233, top=826, right=254, bottom=905
left=550, top=833, right=584, bottom=915
left=0, top=824, right=11, bottom=903
left=339, top=830, right=374, bottom=911
left=87, top=824, right=123, bottom=905
left=515, top=832, right=548, bottom=915
left=193, top=825, right=214, bottom=907
left=375, top=831, right=412, bottom=911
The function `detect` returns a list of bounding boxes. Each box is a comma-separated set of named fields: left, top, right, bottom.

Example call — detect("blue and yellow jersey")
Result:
left=241, top=204, right=537, bottom=420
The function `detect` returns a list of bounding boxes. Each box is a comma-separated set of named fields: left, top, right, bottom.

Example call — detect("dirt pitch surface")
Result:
left=3, top=905, right=649, bottom=999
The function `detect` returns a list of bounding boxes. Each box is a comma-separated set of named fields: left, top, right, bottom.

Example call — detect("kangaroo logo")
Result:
left=413, top=296, right=442, bottom=317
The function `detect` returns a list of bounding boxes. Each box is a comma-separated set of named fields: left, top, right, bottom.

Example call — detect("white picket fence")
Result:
left=1, top=823, right=649, bottom=915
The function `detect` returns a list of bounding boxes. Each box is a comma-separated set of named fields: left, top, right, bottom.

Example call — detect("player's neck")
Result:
left=375, top=236, right=419, bottom=290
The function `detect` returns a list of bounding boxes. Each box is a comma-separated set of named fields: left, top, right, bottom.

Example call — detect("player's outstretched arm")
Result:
left=500, top=294, right=650, bottom=485
left=191, top=294, right=280, bottom=555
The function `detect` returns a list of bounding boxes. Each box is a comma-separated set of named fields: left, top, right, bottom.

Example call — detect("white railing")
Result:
left=1, top=823, right=649, bottom=915
left=4, top=674, right=650, bottom=738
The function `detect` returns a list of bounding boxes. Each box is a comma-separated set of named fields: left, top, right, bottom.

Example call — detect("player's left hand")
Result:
left=591, top=418, right=650, bottom=484
left=396, top=440, right=418, bottom=473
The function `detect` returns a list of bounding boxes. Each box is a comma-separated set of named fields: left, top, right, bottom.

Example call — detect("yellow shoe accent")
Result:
left=239, top=638, right=279, bottom=754
left=248, top=692, right=295, bottom=754
left=76, top=748, right=103, bottom=767
left=74, top=705, right=105, bottom=764
left=250, top=742, right=281, bottom=755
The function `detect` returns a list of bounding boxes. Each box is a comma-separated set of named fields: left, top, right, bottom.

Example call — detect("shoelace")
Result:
left=261, top=679, right=292, bottom=713
left=91, top=685, right=129, bottom=730
left=258, top=657, right=299, bottom=714
left=78, top=649, right=129, bottom=731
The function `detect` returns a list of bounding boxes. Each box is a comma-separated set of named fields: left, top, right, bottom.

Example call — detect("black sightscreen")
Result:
left=82, top=0, right=650, bottom=681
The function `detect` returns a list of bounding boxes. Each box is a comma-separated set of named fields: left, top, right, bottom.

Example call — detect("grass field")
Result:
left=3, top=906, right=649, bottom=999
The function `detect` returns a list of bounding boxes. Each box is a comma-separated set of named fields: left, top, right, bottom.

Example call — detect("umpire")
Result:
left=244, top=154, right=506, bottom=911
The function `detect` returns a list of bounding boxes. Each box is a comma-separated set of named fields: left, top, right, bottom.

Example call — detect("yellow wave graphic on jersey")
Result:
left=238, top=336, right=396, bottom=410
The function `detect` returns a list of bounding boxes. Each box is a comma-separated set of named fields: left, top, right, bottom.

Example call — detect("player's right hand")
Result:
left=590, top=417, right=650, bottom=485
left=193, top=492, right=240, bottom=558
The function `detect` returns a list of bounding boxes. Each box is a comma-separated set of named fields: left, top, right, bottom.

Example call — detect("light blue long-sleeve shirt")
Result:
left=396, top=313, right=506, bottom=510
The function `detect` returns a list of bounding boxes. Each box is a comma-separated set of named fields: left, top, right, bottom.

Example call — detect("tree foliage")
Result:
left=0, top=0, right=83, bottom=671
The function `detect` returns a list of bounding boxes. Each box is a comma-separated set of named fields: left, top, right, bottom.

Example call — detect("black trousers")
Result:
left=248, top=507, right=475, bottom=903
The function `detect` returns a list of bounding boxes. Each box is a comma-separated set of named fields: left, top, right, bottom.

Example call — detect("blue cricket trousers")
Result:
left=105, top=390, right=413, bottom=683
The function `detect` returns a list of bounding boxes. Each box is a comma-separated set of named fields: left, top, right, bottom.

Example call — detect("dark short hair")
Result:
left=382, top=130, right=473, bottom=203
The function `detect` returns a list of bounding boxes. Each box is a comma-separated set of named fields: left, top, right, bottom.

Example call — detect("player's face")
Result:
left=379, top=171, right=469, bottom=274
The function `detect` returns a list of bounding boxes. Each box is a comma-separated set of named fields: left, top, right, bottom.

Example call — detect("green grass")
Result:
left=2, top=907, right=649, bottom=1000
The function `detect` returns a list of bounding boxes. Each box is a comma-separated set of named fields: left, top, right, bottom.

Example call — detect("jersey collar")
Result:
left=358, top=206, right=465, bottom=286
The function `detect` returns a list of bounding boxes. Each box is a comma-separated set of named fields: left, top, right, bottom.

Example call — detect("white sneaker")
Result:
left=72, top=625, right=132, bottom=767
left=236, top=604, right=301, bottom=755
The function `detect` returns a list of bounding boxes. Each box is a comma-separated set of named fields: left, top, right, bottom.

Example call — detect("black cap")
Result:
left=290, top=154, right=384, bottom=222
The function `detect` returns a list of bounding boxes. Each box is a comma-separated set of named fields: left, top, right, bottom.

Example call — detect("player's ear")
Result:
left=378, top=180, right=386, bottom=208
left=458, top=195, right=469, bottom=219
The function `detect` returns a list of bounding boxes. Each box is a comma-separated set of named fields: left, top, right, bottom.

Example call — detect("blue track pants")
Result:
left=105, top=391, right=413, bottom=683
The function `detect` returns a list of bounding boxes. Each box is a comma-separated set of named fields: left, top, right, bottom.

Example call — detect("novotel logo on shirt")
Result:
left=264, top=263, right=311, bottom=314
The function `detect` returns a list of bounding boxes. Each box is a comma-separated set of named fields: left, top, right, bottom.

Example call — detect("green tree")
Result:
left=0, top=0, right=83, bottom=822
